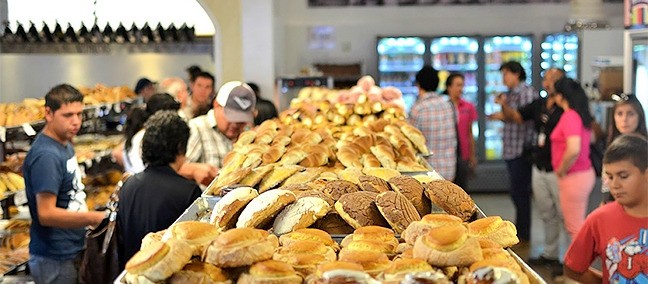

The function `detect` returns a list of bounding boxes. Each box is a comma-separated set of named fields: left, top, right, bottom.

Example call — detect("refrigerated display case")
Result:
left=540, top=32, right=579, bottom=91
left=482, top=35, right=533, bottom=161
left=430, top=36, right=480, bottom=106
left=624, top=28, right=648, bottom=122
left=377, top=37, right=426, bottom=113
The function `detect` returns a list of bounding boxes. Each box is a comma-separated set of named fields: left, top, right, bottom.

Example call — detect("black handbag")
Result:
left=590, top=140, right=605, bottom=177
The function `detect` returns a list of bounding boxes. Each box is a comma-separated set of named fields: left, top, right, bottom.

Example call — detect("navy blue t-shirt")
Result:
left=24, top=133, right=88, bottom=260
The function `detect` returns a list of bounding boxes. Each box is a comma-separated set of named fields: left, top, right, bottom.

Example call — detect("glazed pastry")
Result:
left=389, top=175, right=430, bottom=217
left=412, top=223, right=483, bottom=267
left=424, top=180, right=475, bottom=221
left=375, top=191, right=421, bottom=234
left=335, top=192, right=389, bottom=229
left=272, top=197, right=331, bottom=235
left=210, top=187, right=258, bottom=230
left=236, top=190, right=296, bottom=229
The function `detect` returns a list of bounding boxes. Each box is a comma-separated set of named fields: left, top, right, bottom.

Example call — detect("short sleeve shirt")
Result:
left=456, top=98, right=478, bottom=161
left=185, top=109, right=233, bottom=169
left=550, top=109, right=592, bottom=173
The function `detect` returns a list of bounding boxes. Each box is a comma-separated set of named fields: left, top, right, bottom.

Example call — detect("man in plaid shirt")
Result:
left=409, top=65, right=457, bottom=181
left=491, top=61, right=539, bottom=242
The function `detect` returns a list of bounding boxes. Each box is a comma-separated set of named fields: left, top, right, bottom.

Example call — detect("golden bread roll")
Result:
left=396, top=156, right=429, bottom=172
left=166, top=221, right=220, bottom=256
left=300, top=145, right=330, bottom=167
left=296, top=190, right=335, bottom=206
left=235, top=130, right=257, bottom=147
left=272, top=197, right=331, bottom=235
left=481, top=248, right=512, bottom=262
left=279, top=148, right=309, bottom=166
left=478, top=239, right=503, bottom=250
left=239, top=164, right=274, bottom=188
left=412, top=223, right=482, bottom=267
left=358, top=175, right=392, bottom=193
left=279, top=253, right=330, bottom=278
left=361, top=153, right=383, bottom=168
left=273, top=240, right=337, bottom=263
left=369, top=145, right=397, bottom=169
left=467, top=216, right=519, bottom=248
left=140, top=230, right=166, bottom=249
left=237, top=260, right=303, bottom=284
left=411, top=174, right=443, bottom=184
left=335, top=192, right=389, bottom=229
left=124, top=239, right=192, bottom=283
left=401, top=213, right=463, bottom=245
left=400, top=124, right=430, bottom=155
left=313, top=261, right=364, bottom=277
left=375, top=191, right=421, bottom=234
left=322, top=180, right=361, bottom=201
left=344, top=239, right=396, bottom=255
left=168, top=261, right=230, bottom=284
left=242, top=145, right=268, bottom=168
left=389, top=175, right=430, bottom=217
left=279, top=183, right=314, bottom=193
left=337, top=249, right=391, bottom=277
left=312, top=211, right=355, bottom=235
left=279, top=228, right=339, bottom=251
left=206, top=167, right=252, bottom=195
left=237, top=189, right=296, bottom=229
left=258, top=165, right=304, bottom=193
left=272, top=135, right=292, bottom=147
left=318, top=171, right=339, bottom=181
left=337, top=167, right=363, bottom=185
left=282, top=167, right=324, bottom=186
left=381, top=258, right=436, bottom=284
left=210, top=187, right=258, bottom=230
left=394, top=247, right=414, bottom=261
left=203, top=228, right=278, bottom=268
left=424, top=180, right=475, bottom=221
left=340, top=226, right=399, bottom=250
left=361, top=167, right=400, bottom=181
left=336, top=148, right=363, bottom=169
left=262, top=144, right=286, bottom=165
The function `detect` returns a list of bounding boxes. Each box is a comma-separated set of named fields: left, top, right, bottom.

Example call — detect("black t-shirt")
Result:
left=254, top=98, right=278, bottom=126
left=518, top=98, right=563, bottom=171
left=117, top=165, right=201, bottom=268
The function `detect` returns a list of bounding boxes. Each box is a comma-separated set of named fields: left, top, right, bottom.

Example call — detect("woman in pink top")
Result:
left=550, top=77, right=596, bottom=238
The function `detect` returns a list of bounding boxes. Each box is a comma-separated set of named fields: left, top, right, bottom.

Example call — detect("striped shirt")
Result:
left=502, top=83, right=538, bottom=160
left=186, top=109, right=233, bottom=169
left=409, top=92, right=457, bottom=180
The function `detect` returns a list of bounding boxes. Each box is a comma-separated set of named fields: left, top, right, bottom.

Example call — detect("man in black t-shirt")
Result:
left=117, top=111, right=201, bottom=269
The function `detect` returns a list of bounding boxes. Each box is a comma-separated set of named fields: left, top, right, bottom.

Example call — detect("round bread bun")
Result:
left=140, top=229, right=166, bottom=250
left=203, top=227, right=279, bottom=268
left=412, top=223, right=483, bottom=267
left=381, top=258, right=435, bottom=283
left=167, top=221, right=220, bottom=256
left=361, top=167, right=400, bottom=181
left=312, top=211, right=355, bottom=235
left=375, top=191, right=421, bottom=234
left=388, top=175, right=430, bottom=217
left=322, top=180, right=361, bottom=201
left=335, top=192, right=389, bottom=229
left=478, top=239, right=504, bottom=250
left=401, top=213, right=463, bottom=245
left=236, top=189, right=296, bottom=229
left=341, top=226, right=399, bottom=250
left=272, top=196, right=330, bottom=235
left=273, top=240, right=337, bottom=263
left=237, top=260, right=302, bottom=284
left=210, top=186, right=258, bottom=229
left=167, top=261, right=230, bottom=284
left=337, top=249, right=391, bottom=277
left=344, top=239, right=397, bottom=256
left=279, top=228, right=339, bottom=251
left=124, top=238, right=192, bottom=283
left=424, top=180, right=475, bottom=221
left=314, top=261, right=364, bottom=277
left=278, top=253, right=330, bottom=278
left=358, top=175, right=392, bottom=193
left=468, top=216, right=519, bottom=248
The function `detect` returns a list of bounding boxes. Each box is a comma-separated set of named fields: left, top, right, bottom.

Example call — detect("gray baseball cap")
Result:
left=215, top=81, right=257, bottom=123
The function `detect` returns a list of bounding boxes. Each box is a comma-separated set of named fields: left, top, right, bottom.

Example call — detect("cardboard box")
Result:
left=598, top=67, right=624, bottom=101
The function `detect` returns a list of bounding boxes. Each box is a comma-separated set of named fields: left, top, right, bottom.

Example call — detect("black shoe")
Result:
left=551, top=263, right=564, bottom=277
left=527, top=255, right=560, bottom=266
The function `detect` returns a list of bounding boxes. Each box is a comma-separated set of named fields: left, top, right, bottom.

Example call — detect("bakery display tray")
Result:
left=175, top=195, right=221, bottom=223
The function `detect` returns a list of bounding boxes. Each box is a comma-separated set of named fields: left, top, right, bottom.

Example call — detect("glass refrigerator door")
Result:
left=377, top=37, right=426, bottom=113
left=430, top=36, right=480, bottom=106
left=540, top=33, right=579, bottom=95
left=632, top=37, right=648, bottom=123
left=483, top=35, right=533, bottom=160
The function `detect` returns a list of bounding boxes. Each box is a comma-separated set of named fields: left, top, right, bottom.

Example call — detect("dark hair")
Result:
left=246, top=82, right=260, bottom=97
left=603, top=134, right=647, bottom=171
left=607, top=94, right=647, bottom=146
left=442, top=73, right=465, bottom=95
left=186, top=65, right=202, bottom=83
left=499, top=61, right=527, bottom=81
left=194, top=71, right=215, bottom=85
left=45, top=84, right=84, bottom=112
left=124, top=93, right=180, bottom=153
left=141, top=111, right=189, bottom=167
left=415, top=65, right=440, bottom=92
left=554, top=77, right=592, bottom=128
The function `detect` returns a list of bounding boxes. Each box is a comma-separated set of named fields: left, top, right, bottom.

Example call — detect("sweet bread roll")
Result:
left=336, top=148, right=363, bottom=169
left=312, top=211, right=355, bottom=235
left=242, top=145, right=268, bottom=168
left=239, top=165, right=274, bottom=187
left=300, top=145, right=330, bottom=167
left=467, top=216, right=519, bottom=248
left=400, top=124, right=430, bottom=155
left=279, top=183, right=314, bottom=194
left=262, top=144, right=286, bottom=165
left=273, top=240, right=337, bottom=263
left=237, top=260, right=303, bottom=284
left=361, top=153, right=383, bottom=168
left=424, top=180, right=475, bottom=221
left=306, top=261, right=372, bottom=284
left=279, top=148, right=309, bottom=165
left=258, top=165, right=304, bottom=193
left=297, top=190, right=334, bottom=206
left=389, top=175, right=430, bottom=217
left=318, top=171, right=339, bottom=181
left=207, top=167, right=252, bottom=195
left=362, top=167, right=400, bottom=181
left=322, top=180, right=361, bottom=201
left=337, top=249, right=391, bottom=277
left=235, top=130, right=257, bottom=147
left=358, top=175, right=392, bottom=193
left=337, top=167, right=363, bottom=185
left=168, top=261, right=230, bottom=284
left=166, top=221, right=220, bottom=256
left=210, top=187, right=258, bottom=230
left=236, top=190, right=296, bottom=229
left=203, top=228, right=279, bottom=268
left=370, top=145, right=397, bottom=169
left=272, top=135, right=292, bottom=147
left=412, top=223, right=482, bottom=267
left=140, top=230, right=166, bottom=249
left=279, top=228, right=339, bottom=251
left=381, top=258, right=435, bottom=284
left=401, top=214, right=463, bottom=245
left=340, top=226, right=398, bottom=251
left=272, top=197, right=330, bottom=235
left=375, top=191, right=421, bottom=234
left=396, top=156, right=429, bottom=172
left=279, top=253, right=330, bottom=278
left=124, top=239, right=192, bottom=283
left=335, top=192, right=389, bottom=229
left=343, top=240, right=396, bottom=255
left=282, top=167, right=324, bottom=186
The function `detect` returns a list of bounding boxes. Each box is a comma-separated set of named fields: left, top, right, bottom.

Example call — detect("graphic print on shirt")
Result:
left=65, top=156, right=88, bottom=212
left=605, top=229, right=648, bottom=283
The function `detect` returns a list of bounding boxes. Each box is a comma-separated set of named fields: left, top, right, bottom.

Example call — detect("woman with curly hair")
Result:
left=550, top=77, right=596, bottom=238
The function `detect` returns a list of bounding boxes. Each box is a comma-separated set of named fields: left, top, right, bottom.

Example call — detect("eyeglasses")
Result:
left=611, top=93, right=636, bottom=102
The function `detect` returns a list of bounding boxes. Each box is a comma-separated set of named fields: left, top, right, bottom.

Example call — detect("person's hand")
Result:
left=487, top=112, right=504, bottom=121
left=192, top=163, right=218, bottom=186
left=87, top=210, right=109, bottom=230
left=494, top=93, right=506, bottom=105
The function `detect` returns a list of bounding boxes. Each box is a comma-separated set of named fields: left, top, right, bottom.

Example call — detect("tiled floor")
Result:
left=471, top=182, right=602, bottom=284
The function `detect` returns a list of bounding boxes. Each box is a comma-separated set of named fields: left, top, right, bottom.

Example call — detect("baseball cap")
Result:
left=216, top=81, right=256, bottom=123
left=134, top=78, right=156, bottom=94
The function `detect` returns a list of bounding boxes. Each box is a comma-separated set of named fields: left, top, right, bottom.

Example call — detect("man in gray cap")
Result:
left=185, top=81, right=256, bottom=169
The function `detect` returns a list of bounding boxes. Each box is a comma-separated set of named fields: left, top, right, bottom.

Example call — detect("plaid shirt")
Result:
left=502, top=83, right=538, bottom=160
left=186, top=109, right=233, bottom=169
left=409, top=92, right=457, bottom=180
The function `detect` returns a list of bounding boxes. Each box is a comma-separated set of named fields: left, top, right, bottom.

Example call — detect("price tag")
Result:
left=13, top=190, right=27, bottom=206
left=0, top=126, right=6, bottom=142
left=22, top=123, right=37, bottom=136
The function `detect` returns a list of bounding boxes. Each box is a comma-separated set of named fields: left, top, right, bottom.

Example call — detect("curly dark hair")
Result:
left=415, top=65, right=440, bottom=92
left=603, top=134, right=647, bottom=171
left=499, top=61, right=527, bottom=81
left=124, top=93, right=180, bottom=153
left=141, top=111, right=189, bottom=167
left=554, top=77, right=593, bottom=128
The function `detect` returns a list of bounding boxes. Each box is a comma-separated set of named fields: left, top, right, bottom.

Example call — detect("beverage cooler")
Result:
left=540, top=32, right=579, bottom=91
left=624, top=28, right=648, bottom=122
left=377, top=37, right=426, bottom=113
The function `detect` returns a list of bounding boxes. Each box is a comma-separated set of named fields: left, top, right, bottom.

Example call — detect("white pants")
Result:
left=532, top=166, right=566, bottom=259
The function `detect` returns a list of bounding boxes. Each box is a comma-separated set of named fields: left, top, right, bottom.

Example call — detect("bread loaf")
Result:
left=202, top=228, right=279, bottom=268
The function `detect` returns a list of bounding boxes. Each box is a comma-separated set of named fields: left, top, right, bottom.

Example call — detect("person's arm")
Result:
left=556, top=136, right=581, bottom=177
left=178, top=162, right=218, bottom=186
left=500, top=102, right=524, bottom=123
left=36, top=193, right=105, bottom=228
left=564, top=266, right=603, bottom=284
left=111, top=142, right=125, bottom=167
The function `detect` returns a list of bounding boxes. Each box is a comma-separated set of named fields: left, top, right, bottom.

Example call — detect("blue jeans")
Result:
left=29, top=254, right=78, bottom=284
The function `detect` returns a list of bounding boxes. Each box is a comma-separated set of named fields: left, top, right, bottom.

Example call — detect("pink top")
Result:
left=550, top=109, right=592, bottom=174
left=456, top=98, right=478, bottom=161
